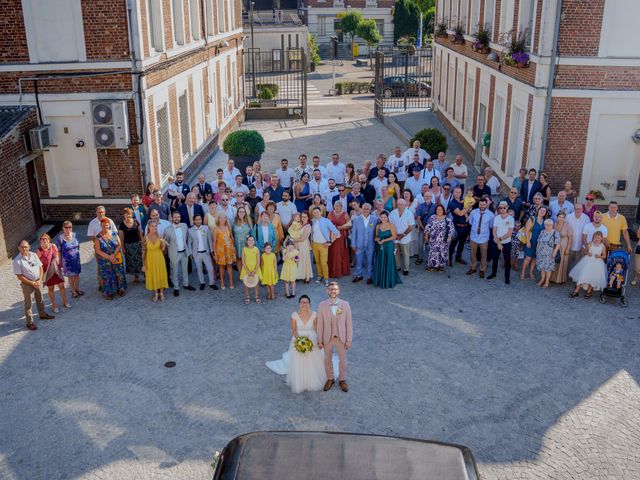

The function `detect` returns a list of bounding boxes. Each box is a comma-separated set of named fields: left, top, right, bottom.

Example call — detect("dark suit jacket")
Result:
left=178, top=203, right=205, bottom=228
left=519, top=180, right=542, bottom=204
left=346, top=192, right=365, bottom=212
left=362, top=184, right=376, bottom=205
left=195, top=182, right=213, bottom=198
left=242, top=175, right=255, bottom=187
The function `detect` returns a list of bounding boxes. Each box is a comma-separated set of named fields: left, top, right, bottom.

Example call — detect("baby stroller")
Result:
left=599, top=249, right=629, bottom=308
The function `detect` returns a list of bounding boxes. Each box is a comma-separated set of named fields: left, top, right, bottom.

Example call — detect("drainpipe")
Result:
left=539, top=0, right=563, bottom=173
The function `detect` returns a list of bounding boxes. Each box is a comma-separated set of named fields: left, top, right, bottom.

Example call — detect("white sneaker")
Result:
left=324, top=279, right=329, bottom=286
left=315, top=277, right=323, bottom=284
left=52, top=307, right=59, bottom=313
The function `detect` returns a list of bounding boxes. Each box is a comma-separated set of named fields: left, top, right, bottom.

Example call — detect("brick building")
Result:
left=433, top=0, right=640, bottom=218
left=0, top=0, right=244, bottom=237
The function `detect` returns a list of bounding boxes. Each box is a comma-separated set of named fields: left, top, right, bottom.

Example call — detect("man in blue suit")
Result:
left=351, top=203, right=379, bottom=284
left=178, top=193, right=205, bottom=228
left=519, top=168, right=542, bottom=210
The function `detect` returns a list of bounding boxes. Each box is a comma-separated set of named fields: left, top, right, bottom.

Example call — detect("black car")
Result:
left=211, top=431, right=480, bottom=479
left=370, top=76, right=431, bottom=98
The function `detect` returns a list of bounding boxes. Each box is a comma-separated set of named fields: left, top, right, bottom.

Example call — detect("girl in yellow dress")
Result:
left=260, top=242, right=279, bottom=300
left=240, top=235, right=261, bottom=304
left=142, top=220, right=169, bottom=302
left=280, top=239, right=299, bottom=298
left=214, top=213, right=236, bottom=290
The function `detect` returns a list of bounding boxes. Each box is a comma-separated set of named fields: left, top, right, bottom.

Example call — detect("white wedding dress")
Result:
left=266, top=311, right=331, bottom=394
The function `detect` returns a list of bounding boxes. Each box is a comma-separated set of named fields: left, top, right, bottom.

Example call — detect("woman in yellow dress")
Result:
left=214, top=213, right=236, bottom=290
left=260, top=242, right=279, bottom=300
left=142, top=220, right=169, bottom=302
left=266, top=201, right=284, bottom=253
left=280, top=239, right=299, bottom=298
left=240, top=235, right=261, bottom=304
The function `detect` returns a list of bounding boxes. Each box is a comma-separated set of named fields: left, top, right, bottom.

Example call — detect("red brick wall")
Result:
left=81, top=0, right=131, bottom=60
left=521, top=93, right=533, bottom=168
left=0, top=71, right=132, bottom=95
left=543, top=97, right=591, bottom=194
left=554, top=65, right=640, bottom=90
left=162, top=0, right=174, bottom=50
left=0, top=111, right=39, bottom=261
left=41, top=203, right=130, bottom=223
left=493, top=0, right=501, bottom=43
left=139, top=0, right=151, bottom=58
left=0, top=0, right=29, bottom=63
left=435, top=38, right=537, bottom=87
left=557, top=0, right=605, bottom=57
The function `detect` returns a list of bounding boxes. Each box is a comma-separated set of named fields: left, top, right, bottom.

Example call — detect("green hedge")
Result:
left=256, top=83, right=280, bottom=96
left=410, top=128, right=448, bottom=156
left=335, top=81, right=371, bottom=95
left=258, top=87, right=274, bottom=100
left=223, top=130, right=265, bottom=157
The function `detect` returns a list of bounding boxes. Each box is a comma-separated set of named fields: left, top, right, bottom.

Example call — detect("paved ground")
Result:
left=1, top=64, right=639, bottom=479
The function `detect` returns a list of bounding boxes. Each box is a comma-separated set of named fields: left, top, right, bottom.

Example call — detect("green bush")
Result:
left=410, top=128, right=448, bottom=156
left=258, top=87, right=274, bottom=100
left=223, top=130, right=265, bottom=157
left=308, top=33, right=321, bottom=65
left=256, top=83, right=280, bottom=96
left=335, top=81, right=371, bottom=95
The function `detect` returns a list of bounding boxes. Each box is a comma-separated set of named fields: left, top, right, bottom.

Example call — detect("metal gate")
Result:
left=373, top=47, right=433, bottom=121
left=244, top=47, right=307, bottom=124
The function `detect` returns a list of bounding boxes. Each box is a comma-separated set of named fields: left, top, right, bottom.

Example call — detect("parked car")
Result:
left=211, top=431, right=480, bottom=479
left=370, top=76, right=432, bottom=98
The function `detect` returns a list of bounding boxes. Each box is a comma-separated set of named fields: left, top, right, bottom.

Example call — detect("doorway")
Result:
left=26, top=160, right=43, bottom=228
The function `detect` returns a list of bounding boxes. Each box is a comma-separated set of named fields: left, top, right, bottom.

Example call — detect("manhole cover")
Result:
left=164, top=361, right=176, bottom=368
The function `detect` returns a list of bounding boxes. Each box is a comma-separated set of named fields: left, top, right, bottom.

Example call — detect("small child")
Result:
left=280, top=239, right=299, bottom=298
left=240, top=235, right=261, bottom=304
left=260, top=243, right=279, bottom=300
left=608, top=262, right=625, bottom=290
left=511, top=219, right=523, bottom=271
left=463, top=188, right=475, bottom=214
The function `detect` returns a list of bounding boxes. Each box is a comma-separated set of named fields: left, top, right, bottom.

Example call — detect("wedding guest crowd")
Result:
left=13, top=138, right=640, bottom=330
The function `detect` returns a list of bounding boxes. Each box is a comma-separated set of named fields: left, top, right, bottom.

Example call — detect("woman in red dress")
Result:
left=327, top=202, right=352, bottom=278
left=37, top=233, right=70, bottom=313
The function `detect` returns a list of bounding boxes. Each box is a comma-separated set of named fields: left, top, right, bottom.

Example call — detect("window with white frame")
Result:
left=459, top=0, right=468, bottom=31
left=217, top=0, right=226, bottom=33
left=147, top=0, right=164, bottom=52
left=499, top=0, right=514, bottom=35
left=490, top=94, right=505, bottom=161
left=470, top=0, right=480, bottom=33
left=230, top=57, right=238, bottom=109
left=209, top=65, right=218, bottom=130
left=455, top=68, right=464, bottom=122
left=447, top=63, right=455, bottom=113
left=204, top=0, right=215, bottom=36
left=375, top=19, right=384, bottom=37
left=228, top=0, right=235, bottom=30
left=484, top=0, right=495, bottom=36
left=220, top=61, right=229, bottom=119
left=318, top=17, right=327, bottom=36
left=178, top=92, right=191, bottom=157
left=464, top=76, right=474, bottom=132
left=173, top=0, right=185, bottom=45
left=190, top=0, right=201, bottom=40
left=506, top=105, right=525, bottom=177
left=156, top=104, right=172, bottom=180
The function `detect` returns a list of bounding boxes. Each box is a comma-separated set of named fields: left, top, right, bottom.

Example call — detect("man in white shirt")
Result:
left=312, top=155, right=328, bottom=179
left=223, top=159, right=241, bottom=186
left=566, top=203, right=591, bottom=268
left=326, top=153, right=346, bottom=182
left=389, top=199, right=415, bottom=275
left=14, top=240, right=55, bottom=330
left=87, top=205, right=117, bottom=237
left=218, top=193, right=236, bottom=223
left=488, top=201, right=514, bottom=284
left=549, top=190, right=574, bottom=221
left=309, top=169, right=329, bottom=199
left=433, top=152, right=449, bottom=179
left=484, top=167, right=501, bottom=197
left=403, top=140, right=430, bottom=165
left=324, top=179, right=339, bottom=212
left=276, top=190, right=298, bottom=233
left=582, top=210, right=608, bottom=247
left=420, top=159, right=442, bottom=183
left=404, top=167, right=426, bottom=198
left=452, top=155, right=468, bottom=187
left=385, top=146, right=407, bottom=186
left=275, top=158, right=294, bottom=190
left=370, top=168, right=388, bottom=198
left=231, top=175, right=249, bottom=196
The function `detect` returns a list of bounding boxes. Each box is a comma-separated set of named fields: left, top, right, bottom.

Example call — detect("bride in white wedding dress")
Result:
left=266, top=295, right=329, bottom=393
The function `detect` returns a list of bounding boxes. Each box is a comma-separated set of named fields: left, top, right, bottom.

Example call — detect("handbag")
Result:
left=548, top=235, right=561, bottom=263
left=112, top=251, right=124, bottom=265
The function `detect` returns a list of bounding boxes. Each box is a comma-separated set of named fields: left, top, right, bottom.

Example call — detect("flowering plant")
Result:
left=294, top=336, right=314, bottom=354
left=512, top=51, right=530, bottom=65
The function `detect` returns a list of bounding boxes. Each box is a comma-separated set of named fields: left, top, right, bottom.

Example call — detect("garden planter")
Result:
left=229, top=154, right=262, bottom=172
left=515, top=62, right=529, bottom=68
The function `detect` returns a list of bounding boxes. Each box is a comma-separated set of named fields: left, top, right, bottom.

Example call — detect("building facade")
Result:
left=433, top=0, right=640, bottom=216
left=0, top=0, right=244, bottom=226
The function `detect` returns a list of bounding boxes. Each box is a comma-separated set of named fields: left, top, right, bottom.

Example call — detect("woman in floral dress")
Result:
left=424, top=204, right=455, bottom=271
left=37, top=233, right=70, bottom=312
left=94, top=218, right=127, bottom=299
left=56, top=220, right=82, bottom=297
left=535, top=218, right=561, bottom=288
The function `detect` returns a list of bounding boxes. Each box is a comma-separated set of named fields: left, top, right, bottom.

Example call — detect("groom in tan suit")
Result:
left=317, top=282, right=353, bottom=392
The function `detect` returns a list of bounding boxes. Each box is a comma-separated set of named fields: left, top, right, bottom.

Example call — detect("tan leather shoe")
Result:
left=339, top=380, right=349, bottom=392
left=323, top=380, right=334, bottom=391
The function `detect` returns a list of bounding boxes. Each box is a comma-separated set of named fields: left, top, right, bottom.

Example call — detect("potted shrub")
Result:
left=500, top=29, right=530, bottom=68
left=436, top=19, right=448, bottom=38
left=257, top=87, right=277, bottom=107
left=450, top=23, right=465, bottom=45
left=472, top=23, right=491, bottom=54
left=410, top=128, right=448, bottom=159
left=222, top=130, right=265, bottom=171
left=397, top=35, right=417, bottom=55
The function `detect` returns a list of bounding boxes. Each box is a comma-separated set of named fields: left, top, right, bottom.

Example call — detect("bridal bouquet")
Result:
left=294, top=336, right=314, bottom=354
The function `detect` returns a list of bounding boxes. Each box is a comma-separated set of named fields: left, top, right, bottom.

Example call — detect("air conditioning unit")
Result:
left=28, top=124, right=53, bottom=151
left=91, top=100, right=129, bottom=149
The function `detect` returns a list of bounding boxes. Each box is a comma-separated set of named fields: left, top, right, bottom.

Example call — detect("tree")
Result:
left=423, top=5, right=435, bottom=36
left=393, top=0, right=421, bottom=44
left=337, top=10, right=364, bottom=59
left=308, top=32, right=321, bottom=66
left=355, top=18, right=382, bottom=69
left=414, top=0, right=434, bottom=11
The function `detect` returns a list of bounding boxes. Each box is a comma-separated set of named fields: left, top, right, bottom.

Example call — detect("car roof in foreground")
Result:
left=215, top=431, right=479, bottom=480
